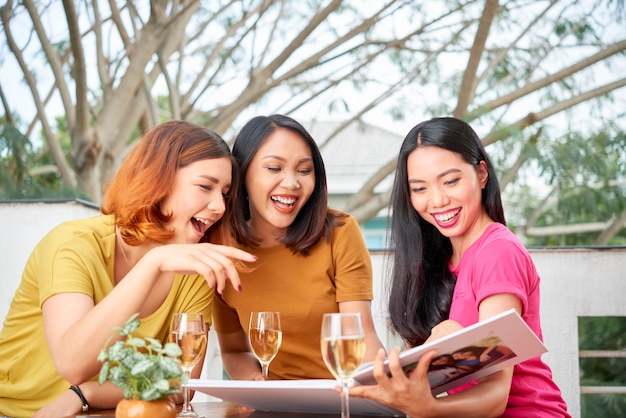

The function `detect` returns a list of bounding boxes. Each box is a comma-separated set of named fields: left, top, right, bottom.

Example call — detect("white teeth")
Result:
left=434, top=209, right=459, bottom=222
left=271, top=196, right=295, bottom=205
left=194, top=217, right=209, bottom=225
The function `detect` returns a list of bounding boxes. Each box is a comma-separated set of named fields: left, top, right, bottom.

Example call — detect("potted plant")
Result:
left=98, top=313, right=186, bottom=418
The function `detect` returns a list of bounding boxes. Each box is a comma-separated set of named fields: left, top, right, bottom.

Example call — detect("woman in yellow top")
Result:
left=213, top=114, right=384, bottom=380
left=0, top=121, right=255, bottom=418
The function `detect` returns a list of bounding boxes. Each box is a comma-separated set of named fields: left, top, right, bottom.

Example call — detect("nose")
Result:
left=207, top=194, right=226, bottom=216
left=430, top=186, right=448, bottom=208
left=281, top=171, right=301, bottom=190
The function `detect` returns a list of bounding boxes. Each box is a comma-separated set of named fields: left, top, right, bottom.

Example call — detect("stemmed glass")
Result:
left=169, top=312, right=207, bottom=418
left=321, top=313, right=366, bottom=418
left=248, top=311, right=282, bottom=379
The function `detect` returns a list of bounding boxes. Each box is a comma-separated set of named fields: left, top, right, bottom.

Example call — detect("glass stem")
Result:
left=341, top=380, right=350, bottom=418
left=182, top=371, right=191, bottom=412
left=261, top=362, right=269, bottom=379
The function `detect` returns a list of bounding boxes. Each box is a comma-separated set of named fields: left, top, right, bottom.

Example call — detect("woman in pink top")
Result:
left=350, top=117, right=569, bottom=417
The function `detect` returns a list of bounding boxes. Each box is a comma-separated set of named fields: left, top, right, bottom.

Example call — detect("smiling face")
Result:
left=244, top=128, right=316, bottom=244
left=160, top=156, right=232, bottom=244
left=407, top=145, right=490, bottom=251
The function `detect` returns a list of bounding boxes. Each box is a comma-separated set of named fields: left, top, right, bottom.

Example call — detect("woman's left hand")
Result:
left=426, top=319, right=463, bottom=343
left=349, top=347, right=439, bottom=417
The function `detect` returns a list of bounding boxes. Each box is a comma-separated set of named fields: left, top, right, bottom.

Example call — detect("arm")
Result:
left=42, top=244, right=255, bottom=389
left=216, top=329, right=263, bottom=380
left=32, top=381, right=123, bottom=418
left=33, top=355, right=205, bottom=418
left=338, top=300, right=385, bottom=361
left=350, top=293, right=522, bottom=417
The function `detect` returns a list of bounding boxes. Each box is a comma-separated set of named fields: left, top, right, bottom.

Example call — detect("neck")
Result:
left=115, top=228, right=149, bottom=272
left=450, top=214, right=494, bottom=266
left=248, top=220, right=285, bottom=248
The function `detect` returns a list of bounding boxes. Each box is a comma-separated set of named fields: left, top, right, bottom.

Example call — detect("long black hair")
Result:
left=388, top=117, right=505, bottom=346
left=231, top=114, right=345, bottom=255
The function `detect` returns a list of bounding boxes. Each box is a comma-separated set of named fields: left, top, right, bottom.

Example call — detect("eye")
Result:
left=266, top=166, right=281, bottom=172
left=444, top=178, right=460, bottom=186
left=200, top=184, right=213, bottom=191
left=298, top=168, right=312, bottom=175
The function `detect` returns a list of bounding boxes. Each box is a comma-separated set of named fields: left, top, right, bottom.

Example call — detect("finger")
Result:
left=387, top=346, right=405, bottom=377
left=385, top=346, right=414, bottom=390
left=182, top=250, right=233, bottom=294
left=374, top=346, right=400, bottom=393
left=202, top=243, right=257, bottom=263
left=372, top=347, right=390, bottom=381
left=194, top=248, right=243, bottom=293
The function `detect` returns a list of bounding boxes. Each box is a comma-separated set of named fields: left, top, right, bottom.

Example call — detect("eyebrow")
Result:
left=198, top=174, right=220, bottom=184
left=408, top=168, right=462, bottom=183
left=198, top=174, right=231, bottom=189
left=261, top=155, right=313, bottom=163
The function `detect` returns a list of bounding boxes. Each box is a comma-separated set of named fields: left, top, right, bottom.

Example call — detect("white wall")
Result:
left=528, top=247, right=626, bottom=418
left=2, top=201, right=625, bottom=416
left=0, top=200, right=101, bottom=322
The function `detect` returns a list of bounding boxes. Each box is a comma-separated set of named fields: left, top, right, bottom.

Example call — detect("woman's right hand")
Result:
left=145, top=243, right=256, bottom=294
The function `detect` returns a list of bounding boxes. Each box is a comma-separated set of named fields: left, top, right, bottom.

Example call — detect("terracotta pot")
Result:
left=115, top=398, right=176, bottom=418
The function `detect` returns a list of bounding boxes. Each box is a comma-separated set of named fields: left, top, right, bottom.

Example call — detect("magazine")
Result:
left=188, top=309, right=546, bottom=415
left=353, top=308, right=546, bottom=395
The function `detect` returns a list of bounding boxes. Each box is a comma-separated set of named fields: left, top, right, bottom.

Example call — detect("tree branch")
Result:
left=469, top=39, right=626, bottom=120
left=453, top=0, right=499, bottom=118
left=483, top=77, right=626, bottom=146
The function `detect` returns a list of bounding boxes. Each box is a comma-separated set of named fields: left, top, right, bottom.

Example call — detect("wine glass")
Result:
left=248, top=311, right=282, bottom=379
left=321, top=313, right=366, bottom=418
left=169, top=312, right=207, bottom=418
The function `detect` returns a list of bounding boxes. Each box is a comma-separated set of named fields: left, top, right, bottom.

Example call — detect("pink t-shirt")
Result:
left=448, top=223, right=570, bottom=417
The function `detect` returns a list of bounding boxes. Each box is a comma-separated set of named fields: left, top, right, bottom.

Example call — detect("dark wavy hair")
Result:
left=388, top=117, right=505, bottom=346
left=101, top=120, right=237, bottom=246
left=231, top=114, right=345, bottom=255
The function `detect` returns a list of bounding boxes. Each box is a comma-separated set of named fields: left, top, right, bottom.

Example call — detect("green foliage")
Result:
left=516, top=126, right=626, bottom=246
left=0, top=118, right=88, bottom=200
left=98, top=313, right=186, bottom=401
left=579, top=317, right=626, bottom=417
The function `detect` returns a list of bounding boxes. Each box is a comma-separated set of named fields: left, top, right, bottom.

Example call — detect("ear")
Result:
left=477, top=160, right=489, bottom=189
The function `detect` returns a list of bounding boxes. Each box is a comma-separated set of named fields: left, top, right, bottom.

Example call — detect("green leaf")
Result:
left=145, top=337, right=162, bottom=351
left=162, top=342, right=182, bottom=357
left=127, top=337, right=146, bottom=348
left=120, top=313, right=141, bottom=336
left=160, top=357, right=183, bottom=377
left=98, top=362, right=110, bottom=385
left=131, top=359, right=154, bottom=376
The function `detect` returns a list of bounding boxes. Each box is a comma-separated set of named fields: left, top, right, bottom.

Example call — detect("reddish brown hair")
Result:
left=101, top=120, right=237, bottom=246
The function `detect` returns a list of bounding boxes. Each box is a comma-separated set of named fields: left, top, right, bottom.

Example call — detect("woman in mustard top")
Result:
left=212, top=114, right=384, bottom=380
left=0, top=121, right=255, bottom=417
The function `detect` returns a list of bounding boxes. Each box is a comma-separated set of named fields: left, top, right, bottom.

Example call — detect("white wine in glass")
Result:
left=169, top=312, right=207, bottom=418
left=248, top=311, right=282, bottom=379
left=321, top=313, right=365, bottom=418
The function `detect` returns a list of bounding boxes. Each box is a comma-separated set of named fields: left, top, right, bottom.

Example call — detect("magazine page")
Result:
left=354, top=308, right=547, bottom=395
